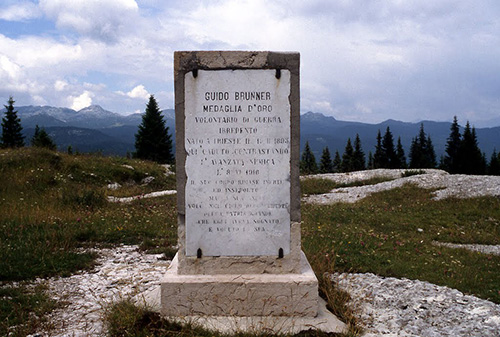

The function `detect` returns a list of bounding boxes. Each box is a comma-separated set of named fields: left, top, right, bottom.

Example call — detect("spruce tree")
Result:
left=1, top=96, right=24, bottom=148
left=332, top=150, right=342, bottom=173
left=319, top=146, right=333, bottom=173
left=444, top=116, right=461, bottom=173
left=134, top=95, right=174, bottom=164
left=381, top=127, right=397, bottom=168
left=489, top=150, right=500, bottom=175
left=458, top=122, right=484, bottom=174
left=425, top=135, right=437, bottom=168
left=409, top=124, right=436, bottom=168
left=31, top=125, right=56, bottom=150
left=300, top=141, right=317, bottom=174
left=367, top=151, right=374, bottom=169
left=352, top=134, right=365, bottom=171
left=373, top=130, right=383, bottom=169
left=396, top=137, right=407, bottom=168
left=341, top=138, right=355, bottom=172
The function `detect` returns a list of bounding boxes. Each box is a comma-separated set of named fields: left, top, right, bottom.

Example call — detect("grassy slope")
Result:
left=1, top=149, right=499, bottom=336
left=0, top=147, right=177, bottom=336
left=301, top=179, right=500, bottom=304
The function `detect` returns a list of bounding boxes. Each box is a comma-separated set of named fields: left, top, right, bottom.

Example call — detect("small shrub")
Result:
left=401, top=169, right=426, bottom=177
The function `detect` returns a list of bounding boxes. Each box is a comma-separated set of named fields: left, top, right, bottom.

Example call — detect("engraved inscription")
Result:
left=184, top=69, right=291, bottom=256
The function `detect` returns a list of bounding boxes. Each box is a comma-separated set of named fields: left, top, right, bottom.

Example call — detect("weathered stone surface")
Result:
left=162, top=51, right=317, bottom=321
left=174, top=51, right=302, bottom=275
left=161, top=252, right=318, bottom=317
left=184, top=69, right=292, bottom=257
left=177, top=220, right=302, bottom=275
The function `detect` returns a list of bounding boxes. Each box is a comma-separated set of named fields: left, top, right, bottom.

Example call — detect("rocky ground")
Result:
left=29, top=246, right=168, bottom=337
left=303, top=168, right=500, bottom=203
left=25, top=169, right=500, bottom=336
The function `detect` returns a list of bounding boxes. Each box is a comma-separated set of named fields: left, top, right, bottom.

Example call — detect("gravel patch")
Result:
left=332, top=273, right=500, bottom=337
left=107, top=190, right=176, bottom=203
left=432, top=241, right=500, bottom=256
left=303, top=169, right=500, bottom=204
left=29, top=245, right=169, bottom=337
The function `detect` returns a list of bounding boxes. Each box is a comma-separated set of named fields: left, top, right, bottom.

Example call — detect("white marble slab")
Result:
left=184, top=69, right=291, bottom=256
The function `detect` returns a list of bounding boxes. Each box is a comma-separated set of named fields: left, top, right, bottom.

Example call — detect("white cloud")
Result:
left=54, top=80, right=68, bottom=91
left=126, top=85, right=149, bottom=100
left=0, top=2, right=41, bottom=21
left=71, top=90, right=93, bottom=110
left=1, top=0, right=499, bottom=125
left=39, top=0, right=139, bottom=42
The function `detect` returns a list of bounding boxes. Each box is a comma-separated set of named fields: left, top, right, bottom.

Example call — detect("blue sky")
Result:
left=1, top=0, right=500, bottom=127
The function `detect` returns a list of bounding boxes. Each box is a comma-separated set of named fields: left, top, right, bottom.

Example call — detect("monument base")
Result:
left=140, top=289, right=346, bottom=335
left=160, top=251, right=318, bottom=317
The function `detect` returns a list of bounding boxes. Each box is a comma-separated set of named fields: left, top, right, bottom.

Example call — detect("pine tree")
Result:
left=367, top=151, right=374, bottom=169
left=341, top=138, right=355, bottom=172
left=300, top=141, right=317, bottom=174
left=396, top=137, right=407, bottom=168
left=319, top=146, right=333, bottom=173
left=409, top=124, right=436, bottom=168
left=489, top=150, right=500, bottom=175
left=381, top=127, right=397, bottom=168
left=425, top=135, right=437, bottom=168
left=352, top=134, right=365, bottom=171
left=444, top=116, right=461, bottom=173
left=1, top=96, right=24, bottom=148
left=31, top=125, right=56, bottom=150
left=458, top=122, right=484, bottom=174
left=332, top=150, right=342, bottom=173
left=134, top=95, right=174, bottom=164
left=373, top=130, right=383, bottom=169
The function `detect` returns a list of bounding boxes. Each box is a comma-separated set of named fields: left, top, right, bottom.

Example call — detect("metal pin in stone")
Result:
left=192, top=69, right=198, bottom=78
left=197, top=248, right=202, bottom=258
left=278, top=248, right=284, bottom=258
left=275, top=68, right=281, bottom=79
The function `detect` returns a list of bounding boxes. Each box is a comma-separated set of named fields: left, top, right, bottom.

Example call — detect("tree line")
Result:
left=301, top=117, right=500, bottom=176
left=0, top=96, right=174, bottom=164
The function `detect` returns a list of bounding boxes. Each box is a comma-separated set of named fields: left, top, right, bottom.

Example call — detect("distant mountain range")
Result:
left=2, top=105, right=175, bottom=155
left=2, top=105, right=499, bottom=161
left=300, top=112, right=500, bottom=162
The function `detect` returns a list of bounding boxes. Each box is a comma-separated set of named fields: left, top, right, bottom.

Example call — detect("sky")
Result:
left=1, top=0, right=500, bottom=127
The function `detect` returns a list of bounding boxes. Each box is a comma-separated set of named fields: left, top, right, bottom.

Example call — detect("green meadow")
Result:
left=1, top=147, right=499, bottom=336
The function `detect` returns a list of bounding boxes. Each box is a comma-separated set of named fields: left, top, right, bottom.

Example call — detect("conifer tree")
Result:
left=300, top=141, right=317, bottom=174
left=489, top=149, right=500, bottom=176
left=426, top=135, right=437, bottom=168
left=31, top=125, right=56, bottom=150
left=341, top=138, right=355, bottom=172
left=373, top=130, right=383, bottom=169
left=444, top=116, right=461, bottom=173
left=367, top=151, right=374, bottom=169
left=458, top=122, right=484, bottom=174
left=134, top=95, right=174, bottom=164
left=332, top=150, right=342, bottom=173
left=319, top=146, right=333, bottom=173
left=352, top=134, right=365, bottom=171
left=409, top=124, right=436, bottom=168
left=396, top=137, right=407, bottom=168
left=381, top=127, right=397, bottom=168
left=1, top=96, right=24, bottom=148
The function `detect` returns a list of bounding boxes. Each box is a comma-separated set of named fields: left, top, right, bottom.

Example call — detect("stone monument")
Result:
left=159, top=51, right=344, bottom=333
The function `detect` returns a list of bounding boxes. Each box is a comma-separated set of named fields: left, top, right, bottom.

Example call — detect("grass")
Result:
left=301, top=184, right=500, bottom=304
left=0, top=147, right=177, bottom=336
left=2, top=147, right=499, bottom=335
left=0, top=285, right=57, bottom=337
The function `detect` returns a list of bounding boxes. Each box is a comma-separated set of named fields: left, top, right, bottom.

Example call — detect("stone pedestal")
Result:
left=156, top=51, right=344, bottom=333
left=161, top=251, right=317, bottom=317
